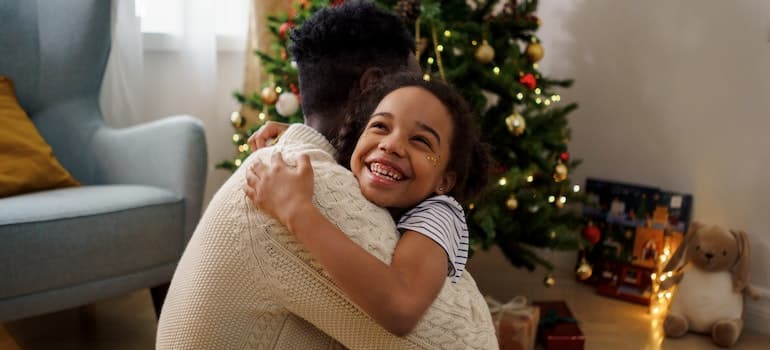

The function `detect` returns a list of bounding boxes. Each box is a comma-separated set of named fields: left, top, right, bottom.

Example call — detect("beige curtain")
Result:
left=240, top=0, right=291, bottom=122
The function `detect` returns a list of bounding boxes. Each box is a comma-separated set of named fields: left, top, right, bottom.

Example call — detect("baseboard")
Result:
left=744, top=286, right=770, bottom=336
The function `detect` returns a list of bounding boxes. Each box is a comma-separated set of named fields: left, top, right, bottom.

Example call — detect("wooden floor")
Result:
left=2, top=247, right=769, bottom=349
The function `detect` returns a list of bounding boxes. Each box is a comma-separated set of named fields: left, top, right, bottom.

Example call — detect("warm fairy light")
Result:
left=659, top=275, right=667, bottom=282
left=535, top=88, right=541, bottom=95
left=652, top=307, right=660, bottom=315
left=660, top=255, right=667, bottom=263
left=259, top=112, right=267, bottom=120
left=658, top=292, right=665, bottom=299
left=275, top=86, right=283, bottom=93
left=553, top=95, right=561, bottom=102
left=499, top=178, right=508, bottom=186
left=665, top=291, right=672, bottom=299
left=544, top=99, right=551, bottom=106
left=573, top=185, right=580, bottom=192
left=471, top=40, right=478, bottom=46
left=493, top=66, right=501, bottom=75
left=444, top=30, right=451, bottom=38
left=549, top=231, right=557, bottom=239
left=559, top=196, right=567, bottom=204
left=667, top=271, right=673, bottom=277
left=423, top=74, right=431, bottom=81
left=527, top=175, right=534, bottom=183
left=469, top=203, right=475, bottom=210
left=234, top=159, right=242, bottom=166
left=427, top=57, right=435, bottom=64
left=516, top=92, right=524, bottom=100
left=663, top=248, right=671, bottom=255
left=548, top=195, right=555, bottom=203
left=232, top=134, right=241, bottom=142
left=533, top=63, right=539, bottom=69
left=535, top=98, right=542, bottom=104
left=651, top=273, right=657, bottom=281
left=437, top=45, right=444, bottom=52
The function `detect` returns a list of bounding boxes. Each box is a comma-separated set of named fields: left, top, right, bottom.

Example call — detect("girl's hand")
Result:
left=247, top=121, right=290, bottom=150
left=243, top=152, right=314, bottom=226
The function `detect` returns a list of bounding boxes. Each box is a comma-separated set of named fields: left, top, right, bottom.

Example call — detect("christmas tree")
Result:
left=220, top=0, right=585, bottom=272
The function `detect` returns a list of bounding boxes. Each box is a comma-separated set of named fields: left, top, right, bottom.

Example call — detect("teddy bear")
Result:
left=659, top=222, right=762, bottom=347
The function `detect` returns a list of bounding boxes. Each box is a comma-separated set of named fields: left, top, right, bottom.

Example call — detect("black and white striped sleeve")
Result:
left=396, top=195, right=469, bottom=283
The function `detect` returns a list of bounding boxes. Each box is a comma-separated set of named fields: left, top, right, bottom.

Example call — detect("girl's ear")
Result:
left=436, top=172, right=456, bottom=195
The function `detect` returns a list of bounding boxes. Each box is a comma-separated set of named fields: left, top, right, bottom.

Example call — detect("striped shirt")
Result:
left=396, top=195, right=469, bottom=283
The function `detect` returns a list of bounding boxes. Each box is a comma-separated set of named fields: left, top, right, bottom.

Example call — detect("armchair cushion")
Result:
left=0, top=185, right=184, bottom=300
left=0, top=76, right=79, bottom=197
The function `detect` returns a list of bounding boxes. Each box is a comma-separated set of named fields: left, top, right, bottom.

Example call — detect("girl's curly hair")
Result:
left=333, top=73, right=490, bottom=204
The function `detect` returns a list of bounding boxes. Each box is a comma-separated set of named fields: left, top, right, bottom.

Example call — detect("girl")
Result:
left=245, top=74, right=489, bottom=336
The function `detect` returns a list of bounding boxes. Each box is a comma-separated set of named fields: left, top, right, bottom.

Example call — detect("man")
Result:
left=157, top=2, right=496, bottom=349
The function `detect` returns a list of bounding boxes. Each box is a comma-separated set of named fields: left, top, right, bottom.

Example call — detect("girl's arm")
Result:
left=245, top=153, right=446, bottom=336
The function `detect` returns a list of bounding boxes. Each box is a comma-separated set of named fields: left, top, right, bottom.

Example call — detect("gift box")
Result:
left=486, top=296, right=540, bottom=350
left=533, top=301, right=584, bottom=350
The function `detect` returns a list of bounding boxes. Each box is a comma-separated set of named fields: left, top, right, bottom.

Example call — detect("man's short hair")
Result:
left=289, top=0, right=415, bottom=117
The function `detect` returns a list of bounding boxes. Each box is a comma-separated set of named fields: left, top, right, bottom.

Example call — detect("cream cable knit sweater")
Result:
left=157, top=125, right=497, bottom=349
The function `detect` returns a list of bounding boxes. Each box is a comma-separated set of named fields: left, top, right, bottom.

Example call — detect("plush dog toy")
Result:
left=660, top=222, right=761, bottom=347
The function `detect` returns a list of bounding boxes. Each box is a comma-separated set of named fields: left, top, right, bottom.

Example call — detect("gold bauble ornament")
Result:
left=474, top=40, right=495, bottom=64
left=544, top=273, right=556, bottom=287
left=576, top=258, right=593, bottom=281
left=506, top=196, right=518, bottom=210
left=230, top=111, right=246, bottom=130
left=261, top=86, right=278, bottom=105
left=525, top=42, right=544, bottom=62
left=505, top=112, right=526, bottom=136
left=553, top=163, right=568, bottom=182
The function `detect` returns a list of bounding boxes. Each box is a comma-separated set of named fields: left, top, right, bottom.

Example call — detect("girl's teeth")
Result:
left=370, top=163, right=402, bottom=180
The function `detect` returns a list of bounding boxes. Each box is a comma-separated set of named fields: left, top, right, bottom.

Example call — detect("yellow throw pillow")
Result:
left=0, top=76, right=80, bottom=197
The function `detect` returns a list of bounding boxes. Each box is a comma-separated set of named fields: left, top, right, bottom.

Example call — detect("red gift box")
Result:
left=533, top=301, right=585, bottom=350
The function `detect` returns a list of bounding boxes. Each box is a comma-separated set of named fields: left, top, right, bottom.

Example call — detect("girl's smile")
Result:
left=350, top=86, right=457, bottom=209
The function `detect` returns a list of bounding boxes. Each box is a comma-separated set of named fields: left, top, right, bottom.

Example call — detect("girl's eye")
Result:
left=412, top=136, right=432, bottom=148
left=369, top=121, right=388, bottom=130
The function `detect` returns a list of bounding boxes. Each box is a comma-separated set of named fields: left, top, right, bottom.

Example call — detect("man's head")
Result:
left=289, top=0, right=417, bottom=139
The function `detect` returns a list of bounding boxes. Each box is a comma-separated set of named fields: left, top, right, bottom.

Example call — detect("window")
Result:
left=135, top=0, right=248, bottom=51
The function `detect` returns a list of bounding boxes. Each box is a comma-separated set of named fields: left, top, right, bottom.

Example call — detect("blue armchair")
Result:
left=0, top=0, right=207, bottom=321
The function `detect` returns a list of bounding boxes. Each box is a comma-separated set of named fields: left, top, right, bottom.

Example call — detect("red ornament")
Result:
left=289, top=83, right=299, bottom=95
left=520, top=73, right=537, bottom=89
left=560, top=152, right=570, bottom=162
left=279, top=22, right=293, bottom=40
left=581, top=223, right=602, bottom=245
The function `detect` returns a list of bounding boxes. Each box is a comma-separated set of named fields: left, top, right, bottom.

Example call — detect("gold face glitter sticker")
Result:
left=426, top=154, right=440, bottom=167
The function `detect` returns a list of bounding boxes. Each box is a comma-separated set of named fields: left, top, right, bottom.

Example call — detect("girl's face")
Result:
left=350, top=86, right=456, bottom=209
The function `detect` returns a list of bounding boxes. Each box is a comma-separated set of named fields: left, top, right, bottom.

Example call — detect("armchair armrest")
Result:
left=93, top=115, right=207, bottom=242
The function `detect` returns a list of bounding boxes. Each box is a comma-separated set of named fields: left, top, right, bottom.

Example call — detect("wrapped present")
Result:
left=486, top=296, right=540, bottom=350
left=533, top=301, right=584, bottom=350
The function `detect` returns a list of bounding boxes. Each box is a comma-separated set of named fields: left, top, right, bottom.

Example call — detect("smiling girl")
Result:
left=245, top=74, right=490, bottom=336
